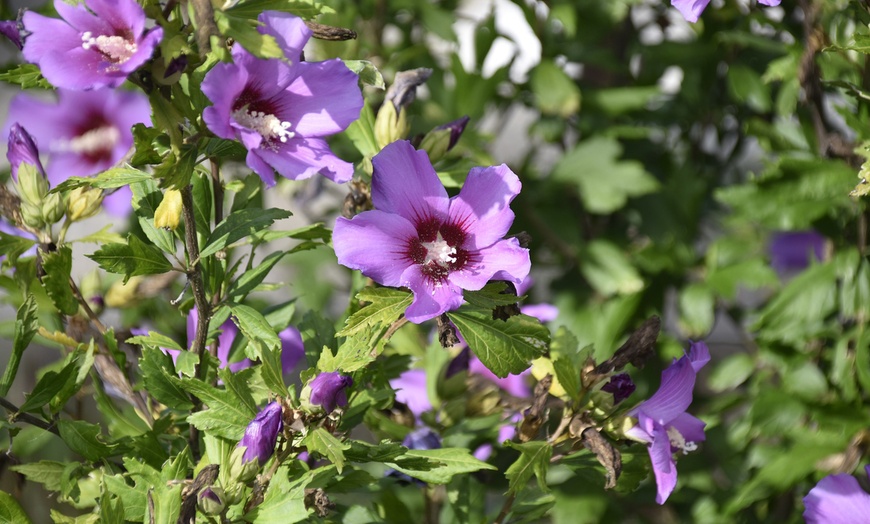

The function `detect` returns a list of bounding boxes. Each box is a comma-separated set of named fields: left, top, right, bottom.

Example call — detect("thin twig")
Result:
left=69, top=277, right=107, bottom=334
left=190, top=0, right=219, bottom=56
left=493, top=492, right=516, bottom=524
left=0, top=397, right=59, bottom=436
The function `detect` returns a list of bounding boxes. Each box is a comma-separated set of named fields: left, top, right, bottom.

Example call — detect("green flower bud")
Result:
left=15, top=162, right=48, bottom=208
left=67, top=187, right=103, bottom=222
left=41, top=192, right=66, bottom=225
left=374, top=102, right=409, bottom=150
left=227, top=446, right=259, bottom=484
left=20, top=201, right=44, bottom=228
left=197, top=486, right=226, bottom=516
left=418, top=128, right=451, bottom=163
left=154, top=189, right=182, bottom=230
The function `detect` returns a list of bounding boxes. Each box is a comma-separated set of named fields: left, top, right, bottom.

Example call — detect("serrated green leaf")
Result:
left=344, top=60, right=385, bottom=89
left=226, top=250, right=289, bottom=300
left=230, top=303, right=281, bottom=357
left=346, top=103, right=379, bottom=158
left=39, top=246, right=78, bottom=315
left=20, top=356, right=80, bottom=412
left=246, top=466, right=318, bottom=523
left=226, top=0, right=334, bottom=20
left=126, top=330, right=184, bottom=351
left=386, top=448, right=497, bottom=485
left=338, top=288, right=413, bottom=336
left=505, top=441, right=552, bottom=493
left=0, top=294, right=38, bottom=397
left=447, top=308, right=549, bottom=378
left=201, top=208, right=292, bottom=258
left=182, top=378, right=256, bottom=439
left=130, top=179, right=175, bottom=254
left=10, top=461, right=65, bottom=492
left=259, top=345, right=289, bottom=396
left=87, top=234, right=172, bottom=281
left=0, top=491, right=31, bottom=523
left=139, top=347, right=194, bottom=410
left=58, top=419, right=116, bottom=461
left=214, top=11, right=283, bottom=59
left=51, top=167, right=152, bottom=194
left=303, top=428, right=349, bottom=473
left=72, top=225, right=125, bottom=245
left=0, top=63, right=51, bottom=89
left=0, top=232, right=35, bottom=264
left=344, top=440, right=408, bottom=463
left=463, top=282, right=525, bottom=309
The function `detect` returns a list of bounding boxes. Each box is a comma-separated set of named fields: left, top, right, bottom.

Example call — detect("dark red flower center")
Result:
left=406, top=216, right=471, bottom=283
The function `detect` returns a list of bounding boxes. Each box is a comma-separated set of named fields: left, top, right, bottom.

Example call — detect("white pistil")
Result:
left=81, top=32, right=138, bottom=64
left=232, top=108, right=295, bottom=147
left=421, top=232, right=457, bottom=268
left=667, top=426, right=697, bottom=455
left=56, top=126, right=120, bottom=156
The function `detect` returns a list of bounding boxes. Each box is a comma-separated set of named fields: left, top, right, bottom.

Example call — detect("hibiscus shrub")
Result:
left=0, top=0, right=866, bottom=522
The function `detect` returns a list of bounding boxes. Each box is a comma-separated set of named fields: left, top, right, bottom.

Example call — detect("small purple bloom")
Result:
left=308, top=372, right=353, bottom=413
left=22, top=0, right=162, bottom=90
left=333, top=140, right=531, bottom=323
left=769, top=230, right=826, bottom=274
left=5, top=88, right=150, bottom=217
left=202, top=11, right=362, bottom=186
left=804, top=465, right=870, bottom=524
left=602, top=373, right=636, bottom=404
left=238, top=401, right=283, bottom=464
left=625, top=341, right=710, bottom=504
left=7, top=123, right=45, bottom=180
left=0, top=19, right=23, bottom=50
left=390, top=369, right=432, bottom=417
left=672, top=0, right=781, bottom=23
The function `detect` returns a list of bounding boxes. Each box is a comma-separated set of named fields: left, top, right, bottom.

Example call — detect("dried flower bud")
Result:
left=67, top=187, right=103, bottom=221
left=197, top=486, right=225, bottom=515
left=385, top=68, right=432, bottom=112
left=601, top=373, right=636, bottom=405
left=237, top=401, right=283, bottom=466
left=300, top=372, right=353, bottom=413
left=154, top=189, right=182, bottom=230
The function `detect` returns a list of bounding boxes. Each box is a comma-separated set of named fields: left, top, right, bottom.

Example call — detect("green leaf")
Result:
left=505, top=441, right=552, bottom=493
left=19, top=357, right=80, bottom=412
left=230, top=303, right=281, bottom=357
left=39, top=246, right=78, bottom=315
left=51, top=167, right=152, bottom=193
left=126, top=330, right=185, bottom=352
left=153, top=143, right=198, bottom=189
left=10, top=461, right=65, bottom=492
left=50, top=345, right=95, bottom=414
left=139, top=347, right=194, bottom=410
left=344, top=60, right=385, bottom=89
left=182, top=378, right=256, bottom=439
left=246, top=466, right=316, bottom=523
left=678, top=283, right=715, bottom=338
left=259, top=344, right=289, bottom=396
left=57, top=419, right=116, bottom=461
left=226, top=251, right=289, bottom=300
left=130, top=123, right=165, bottom=166
left=214, top=10, right=283, bottom=59
left=0, top=232, right=35, bottom=264
left=0, top=491, right=31, bottom=523
left=303, top=428, right=350, bottom=473
left=338, top=288, right=413, bottom=336
left=581, top=240, right=645, bottom=297
left=344, top=440, right=408, bottom=463
left=447, top=308, right=549, bottom=378
left=728, top=64, right=771, bottom=113
left=386, top=448, right=497, bottom=485
left=551, top=136, right=659, bottom=214
left=226, top=0, right=334, bottom=20
left=149, top=89, right=183, bottom=150
left=0, top=295, right=38, bottom=397
left=463, top=282, right=525, bottom=309
left=87, top=234, right=173, bottom=281
left=0, top=63, right=51, bottom=89
left=72, top=225, right=125, bottom=245
left=131, top=179, right=175, bottom=254
left=530, top=60, right=580, bottom=117
left=345, top=103, right=379, bottom=158
left=201, top=208, right=292, bottom=258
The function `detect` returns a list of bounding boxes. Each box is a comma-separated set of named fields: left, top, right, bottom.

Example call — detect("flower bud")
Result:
left=227, top=446, right=259, bottom=483
left=374, top=102, right=409, bottom=150
left=236, top=401, right=283, bottom=467
left=197, top=486, right=225, bottom=516
left=300, top=372, right=353, bottom=413
left=601, top=373, right=636, bottom=405
left=419, top=116, right=469, bottom=162
left=67, top=187, right=103, bottom=221
left=154, top=189, right=182, bottom=230
left=15, top=163, right=48, bottom=208
left=0, top=20, right=23, bottom=50
left=402, top=427, right=441, bottom=450
left=20, top=201, right=44, bottom=228
left=7, top=123, right=45, bottom=181
left=41, top=192, right=66, bottom=225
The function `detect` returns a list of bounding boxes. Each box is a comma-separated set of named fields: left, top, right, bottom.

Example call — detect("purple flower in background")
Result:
left=804, top=466, right=870, bottom=524
left=672, top=0, right=781, bottom=23
left=390, top=369, right=432, bottom=417
left=769, top=230, right=826, bottom=274
left=307, top=371, right=353, bottom=412
left=516, top=276, right=559, bottom=323
left=238, top=401, right=283, bottom=464
left=602, top=373, right=636, bottom=404
left=202, top=11, right=362, bottom=186
left=0, top=20, right=23, bottom=50
left=334, top=140, right=531, bottom=323
left=473, top=414, right=520, bottom=461
left=625, top=341, right=710, bottom=504
left=7, top=123, right=45, bottom=179
left=403, top=427, right=442, bottom=450
left=469, top=356, right=531, bottom=398
left=22, top=0, right=162, bottom=89
left=6, top=89, right=150, bottom=216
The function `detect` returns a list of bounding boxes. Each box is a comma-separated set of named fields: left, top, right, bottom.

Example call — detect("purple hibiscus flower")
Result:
left=625, top=341, right=710, bottom=504
left=333, top=140, right=531, bottom=324
left=804, top=465, right=870, bottom=524
left=22, top=0, right=162, bottom=90
left=6, top=89, right=150, bottom=216
left=390, top=369, right=432, bottom=417
left=768, top=230, right=826, bottom=274
left=238, top=401, right=283, bottom=464
left=672, top=0, right=781, bottom=23
left=202, top=11, right=362, bottom=186
left=306, top=371, right=353, bottom=413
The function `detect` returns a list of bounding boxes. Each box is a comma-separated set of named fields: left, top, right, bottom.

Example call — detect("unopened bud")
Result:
left=419, top=116, right=470, bottom=162
left=197, top=486, right=226, bottom=515
left=374, top=102, right=409, bottom=149
left=235, top=402, right=283, bottom=472
left=154, top=189, right=182, bottom=230
left=67, top=187, right=103, bottom=221
left=20, top=201, right=43, bottom=228
left=300, top=372, right=353, bottom=413
left=15, top=163, right=48, bottom=207
left=227, top=446, right=259, bottom=483
left=41, top=192, right=66, bottom=224
left=7, top=123, right=45, bottom=180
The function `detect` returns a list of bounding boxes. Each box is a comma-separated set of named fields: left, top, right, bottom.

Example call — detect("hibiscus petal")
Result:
left=449, top=164, right=522, bottom=250
left=232, top=48, right=295, bottom=98
left=257, top=11, right=312, bottom=61
left=634, top=349, right=705, bottom=425
left=668, top=412, right=706, bottom=445
left=333, top=211, right=417, bottom=288
left=370, top=141, right=449, bottom=223
left=448, top=237, right=530, bottom=291
left=202, top=62, right=250, bottom=139
left=671, top=0, right=712, bottom=23
left=102, top=187, right=132, bottom=218
left=279, top=60, right=363, bottom=137
left=389, top=369, right=432, bottom=417
left=647, top=421, right=678, bottom=504
left=401, top=264, right=464, bottom=323
left=245, top=149, right=277, bottom=186
left=804, top=469, right=870, bottom=524
left=255, top=137, right=353, bottom=183
left=86, top=0, right=144, bottom=35
left=40, top=47, right=114, bottom=90
left=21, top=13, right=80, bottom=62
